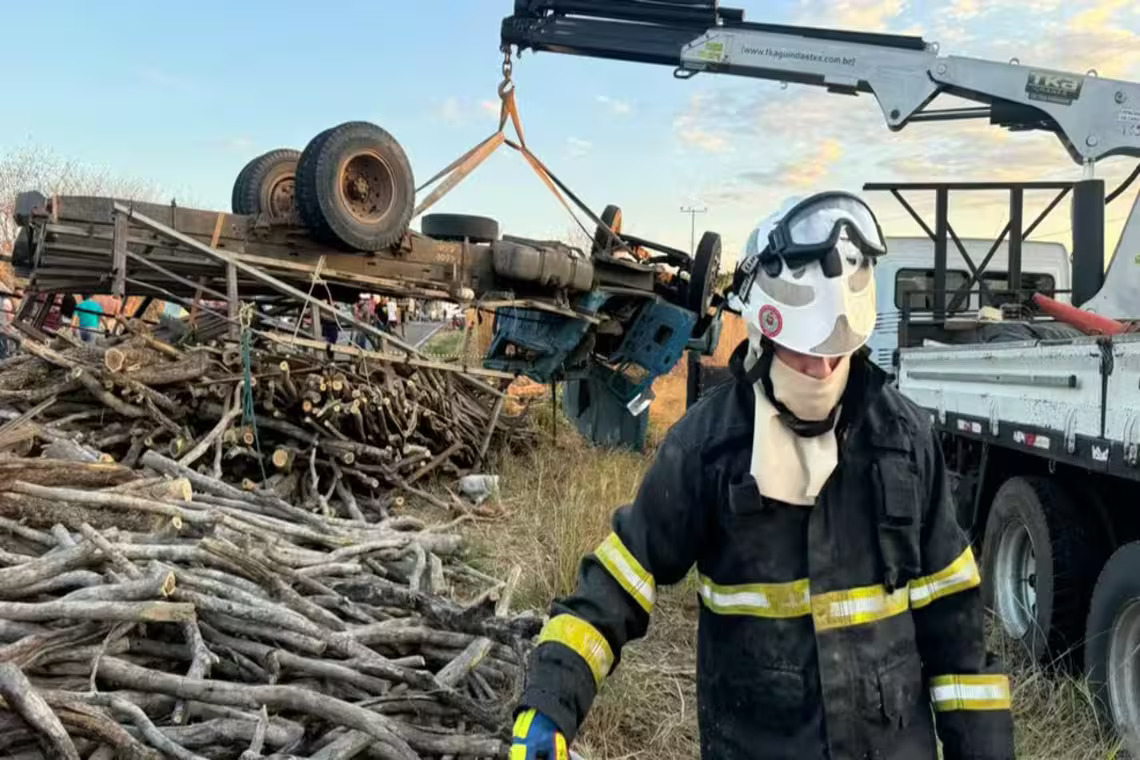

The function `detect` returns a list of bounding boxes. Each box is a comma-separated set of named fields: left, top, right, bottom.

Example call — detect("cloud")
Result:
left=566, top=137, right=593, bottom=157
left=738, top=138, right=844, bottom=190
left=480, top=100, right=499, bottom=115
left=436, top=96, right=464, bottom=126
left=653, top=0, right=1140, bottom=256
left=795, top=0, right=908, bottom=30
left=671, top=92, right=744, bottom=154
left=223, top=136, right=254, bottom=152
left=945, top=0, right=983, bottom=20
left=596, top=95, right=632, bottom=116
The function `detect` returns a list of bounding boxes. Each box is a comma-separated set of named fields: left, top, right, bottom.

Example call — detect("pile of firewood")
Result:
left=0, top=454, right=539, bottom=759
left=0, top=324, right=534, bottom=518
left=0, top=324, right=544, bottom=758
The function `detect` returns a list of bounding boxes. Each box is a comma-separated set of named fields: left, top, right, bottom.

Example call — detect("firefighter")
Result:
left=510, top=191, right=1015, bottom=760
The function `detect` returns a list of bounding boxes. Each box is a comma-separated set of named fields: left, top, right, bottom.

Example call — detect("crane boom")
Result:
left=501, top=0, right=1140, bottom=167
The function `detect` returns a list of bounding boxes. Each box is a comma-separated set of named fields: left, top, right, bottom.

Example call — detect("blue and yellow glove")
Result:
left=510, top=708, right=569, bottom=760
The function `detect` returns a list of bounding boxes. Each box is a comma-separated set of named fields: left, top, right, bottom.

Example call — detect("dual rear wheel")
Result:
left=980, top=475, right=1140, bottom=752
left=230, top=122, right=415, bottom=251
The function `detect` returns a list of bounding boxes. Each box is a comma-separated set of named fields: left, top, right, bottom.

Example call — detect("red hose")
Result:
left=1031, top=293, right=1126, bottom=335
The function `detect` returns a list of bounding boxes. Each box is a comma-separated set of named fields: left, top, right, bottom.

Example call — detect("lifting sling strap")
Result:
left=412, top=54, right=627, bottom=253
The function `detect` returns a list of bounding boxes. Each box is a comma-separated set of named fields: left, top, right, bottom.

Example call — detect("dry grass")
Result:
left=462, top=311, right=1124, bottom=759
left=467, top=427, right=701, bottom=759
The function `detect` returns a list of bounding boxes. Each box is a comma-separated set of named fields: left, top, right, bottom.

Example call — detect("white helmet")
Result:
left=733, top=191, right=885, bottom=357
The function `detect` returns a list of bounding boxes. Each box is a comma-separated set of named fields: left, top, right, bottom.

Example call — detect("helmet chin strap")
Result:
left=743, top=341, right=839, bottom=438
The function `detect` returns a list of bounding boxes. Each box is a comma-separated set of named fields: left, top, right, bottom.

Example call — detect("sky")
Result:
left=3, top=0, right=1140, bottom=267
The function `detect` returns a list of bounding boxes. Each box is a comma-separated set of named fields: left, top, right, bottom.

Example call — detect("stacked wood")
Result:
left=0, top=324, right=535, bottom=519
left=0, top=455, right=539, bottom=758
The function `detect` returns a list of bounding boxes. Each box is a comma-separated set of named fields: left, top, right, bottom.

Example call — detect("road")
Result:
left=330, top=321, right=443, bottom=350
left=401, top=321, right=444, bottom=349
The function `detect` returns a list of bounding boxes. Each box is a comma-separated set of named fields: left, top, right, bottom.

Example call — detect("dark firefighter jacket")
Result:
left=519, top=343, right=1015, bottom=760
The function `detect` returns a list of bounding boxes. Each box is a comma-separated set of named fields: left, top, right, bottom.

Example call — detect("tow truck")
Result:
left=501, top=0, right=1140, bottom=749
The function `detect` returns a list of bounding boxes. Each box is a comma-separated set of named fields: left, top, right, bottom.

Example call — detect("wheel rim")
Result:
left=336, top=150, right=395, bottom=225
left=994, top=520, right=1038, bottom=639
left=1108, top=600, right=1140, bottom=749
left=262, top=174, right=295, bottom=218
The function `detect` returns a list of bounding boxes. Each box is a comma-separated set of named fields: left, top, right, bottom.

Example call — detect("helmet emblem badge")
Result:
left=758, top=305, right=783, bottom=338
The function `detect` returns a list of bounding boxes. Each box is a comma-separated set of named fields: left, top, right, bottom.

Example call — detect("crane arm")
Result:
left=501, top=0, right=1140, bottom=167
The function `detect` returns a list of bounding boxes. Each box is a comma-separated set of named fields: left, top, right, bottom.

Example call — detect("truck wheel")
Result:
left=980, top=476, right=1107, bottom=664
left=231, top=149, right=301, bottom=219
left=592, top=204, right=622, bottom=256
left=1085, top=542, right=1140, bottom=754
left=421, top=213, right=499, bottom=243
left=295, top=122, right=415, bottom=251
left=686, top=231, right=722, bottom=317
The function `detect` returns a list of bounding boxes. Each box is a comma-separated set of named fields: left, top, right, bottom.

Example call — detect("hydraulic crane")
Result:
left=500, top=0, right=1140, bottom=319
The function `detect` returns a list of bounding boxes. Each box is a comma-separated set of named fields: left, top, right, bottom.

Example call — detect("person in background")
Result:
left=60, top=293, right=77, bottom=333
left=321, top=298, right=340, bottom=346
left=353, top=296, right=373, bottom=348
left=386, top=298, right=400, bottom=336
left=76, top=293, right=104, bottom=344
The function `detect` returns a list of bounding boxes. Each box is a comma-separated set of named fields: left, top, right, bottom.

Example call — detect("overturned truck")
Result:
left=11, top=120, right=722, bottom=429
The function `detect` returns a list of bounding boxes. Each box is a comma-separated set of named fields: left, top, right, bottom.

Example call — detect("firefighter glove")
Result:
left=511, top=708, right=569, bottom=760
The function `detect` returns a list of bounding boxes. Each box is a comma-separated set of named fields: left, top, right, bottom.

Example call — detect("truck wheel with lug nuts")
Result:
left=980, top=475, right=1107, bottom=664
left=1085, top=541, right=1140, bottom=755
left=295, top=122, right=415, bottom=251
left=231, top=148, right=301, bottom=220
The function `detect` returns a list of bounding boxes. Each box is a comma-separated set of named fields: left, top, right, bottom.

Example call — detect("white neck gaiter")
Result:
left=770, top=352, right=851, bottom=421
left=747, top=350, right=852, bottom=506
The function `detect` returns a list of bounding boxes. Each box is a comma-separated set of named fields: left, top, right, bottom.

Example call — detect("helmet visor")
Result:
left=769, top=193, right=887, bottom=263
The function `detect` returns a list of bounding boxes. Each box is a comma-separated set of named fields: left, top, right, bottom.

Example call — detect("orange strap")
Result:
left=413, top=78, right=625, bottom=252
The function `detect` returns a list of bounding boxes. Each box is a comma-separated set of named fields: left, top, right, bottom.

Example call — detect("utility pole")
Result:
left=680, top=205, right=708, bottom=255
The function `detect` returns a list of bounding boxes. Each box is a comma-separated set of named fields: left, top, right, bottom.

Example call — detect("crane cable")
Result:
left=1105, top=161, right=1140, bottom=204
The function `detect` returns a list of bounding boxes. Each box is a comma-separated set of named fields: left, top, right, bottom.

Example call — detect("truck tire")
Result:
left=421, top=213, right=499, bottom=243
left=1084, top=542, right=1140, bottom=754
left=686, top=231, right=722, bottom=317
left=980, top=475, right=1108, bottom=664
left=231, top=148, right=301, bottom=220
left=293, top=127, right=336, bottom=241
left=592, top=204, right=622, bottom=256
left=295, top=122, right=415, bottom=251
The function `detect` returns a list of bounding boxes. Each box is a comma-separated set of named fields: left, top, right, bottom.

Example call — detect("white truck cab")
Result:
left=866, top=236, right=1072, bottom=374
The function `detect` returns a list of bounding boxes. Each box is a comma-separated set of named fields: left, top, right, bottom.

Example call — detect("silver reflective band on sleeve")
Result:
left=594, top=533, right=656, bottom=613
left=930, top=674, right=1012, bottom=711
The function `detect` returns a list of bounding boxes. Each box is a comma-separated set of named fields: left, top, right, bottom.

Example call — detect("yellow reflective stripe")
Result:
left=510, top=747, right=527, bottom=760
left=909, top=546, right=982, bottom=609
left=811, top=584, right=910, bottom=631
left=930, top=674, right=1012, bottom=711
left=537, top=614, right=614, bottom=687
left=696, top=576, right=913, bottom=630
left=513, top=709, right=536, bottom=739
left=594, top=532, right=655, bottom=613
left=556, top=734, right=569, bottom=760
left=697, top=574, right=811, bottom=617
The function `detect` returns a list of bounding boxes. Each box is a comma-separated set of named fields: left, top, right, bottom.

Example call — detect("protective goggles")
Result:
left=766, top=192, right=887, bottom=264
